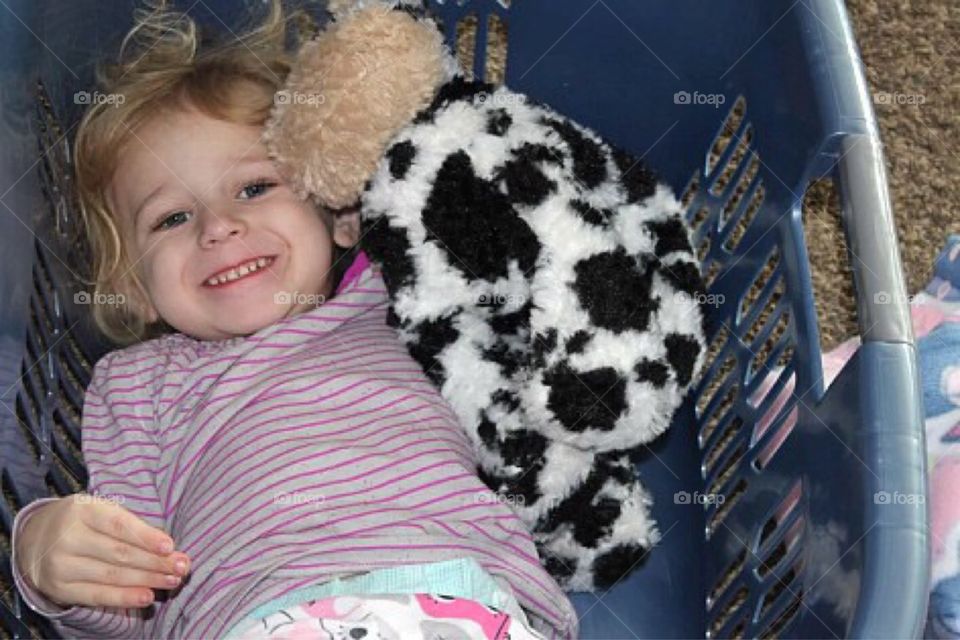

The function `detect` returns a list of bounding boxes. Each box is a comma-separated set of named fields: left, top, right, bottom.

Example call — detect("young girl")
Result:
left=10, top=2, right=579, bottom=638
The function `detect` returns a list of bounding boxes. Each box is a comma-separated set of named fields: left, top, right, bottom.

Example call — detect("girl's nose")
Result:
left=198, top=209, right=245, bottom=248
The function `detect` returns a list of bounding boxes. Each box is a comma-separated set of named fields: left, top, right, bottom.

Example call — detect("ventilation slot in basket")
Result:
left=703, top=95, right=767, bottom=258
left=697, top=351, right=737, bottom=447
left=454, top=6, right=510, bottom=85
left=706, top=477, right=746, bottom=539
left=706, top=96, right=746, bottom=179
left=708, top=548, right=746, bottom=610
left=707, top=551, right=750, bottom=638
left=707, top=584, right=749, bottom=640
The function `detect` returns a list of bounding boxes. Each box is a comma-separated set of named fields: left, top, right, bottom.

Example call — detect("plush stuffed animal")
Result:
left=264, top=0, right=707, bottom=592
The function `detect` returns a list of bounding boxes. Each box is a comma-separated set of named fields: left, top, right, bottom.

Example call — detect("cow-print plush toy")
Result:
left=265, top=0, right=707, bottom=592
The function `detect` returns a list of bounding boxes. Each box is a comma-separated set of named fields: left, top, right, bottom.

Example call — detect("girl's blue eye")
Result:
left=148, top=179, right=276, bottom=232
left=240, top=179, right=277, bottom=200
left=154, top=210, right=191, bottom=232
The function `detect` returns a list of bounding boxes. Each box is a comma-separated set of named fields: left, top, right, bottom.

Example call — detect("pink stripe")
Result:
left=94, top=479, right=156, bottom=490
left=98, top=353, right=165, bottom=372
left=84, top=452, right=159, bottom=468
left=248, top=376, right=442, bottom=416
left=99, top=372, right=168, bottom=393
left=82, top=411, right=152, bottom=423
left=238, top=332, right=395, bottom=350
left=83, top=425, right=154, bottom=439
left=85, top=439, right=157, bottom=457
left=251, top=362, right=426, bottom=406
left=99, top=398, right=156, bottom=408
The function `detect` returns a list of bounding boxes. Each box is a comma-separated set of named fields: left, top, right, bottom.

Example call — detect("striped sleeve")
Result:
left=10, top=350, right=165, bottom=638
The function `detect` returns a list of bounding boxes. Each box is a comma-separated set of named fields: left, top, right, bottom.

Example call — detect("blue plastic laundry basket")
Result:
left=0, top=0, right=929, bottom=638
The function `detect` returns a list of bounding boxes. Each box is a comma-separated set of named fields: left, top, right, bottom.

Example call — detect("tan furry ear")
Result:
left=264, top=5, right=447, bottom=210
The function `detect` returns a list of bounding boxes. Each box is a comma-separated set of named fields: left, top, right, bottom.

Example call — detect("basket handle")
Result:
left=835, top=133, right=914, bottom=344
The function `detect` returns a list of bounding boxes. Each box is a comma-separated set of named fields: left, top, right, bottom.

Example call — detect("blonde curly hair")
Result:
left=73, top=0, right=317, bottom=345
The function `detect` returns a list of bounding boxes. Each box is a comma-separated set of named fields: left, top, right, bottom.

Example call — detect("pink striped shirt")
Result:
left=11, top=255, right=578, bottom=639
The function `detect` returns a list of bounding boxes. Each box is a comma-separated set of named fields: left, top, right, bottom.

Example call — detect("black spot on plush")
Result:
left=486, top=107, right=512, bottom=136
left=405, top=312, right=461, bottom=386
left=665, top=333, right=702, bottom=387
left=573, top=248, right=659, bottom=334
left=358, top=56, right=707, bottom=590
left=386, top=140, right=417, bottom=180
left=634, top=358, right=671, bottom=388
left=542, top=115, right=608, bottom=189
left=611, top=145, right=658, bottom=203
left=593, top=544, right=650, bottom=590
left=495, top=144, right=560, bottom=207
left=544, top=362, right=626, bottom=433
left=570, top=199, right=614, bottom=227
left=646, top=217, right=696, bottom=257
left=564, top=330, right=591, bottom=354
left=422, top=150, right=541, bottom=281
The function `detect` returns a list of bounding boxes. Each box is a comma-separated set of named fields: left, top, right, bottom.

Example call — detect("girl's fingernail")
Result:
left=165, top=574, right=181, bottom=586
left=159, top=540, right=173, bottom=554
left=175, top=560, right=187, bottom=574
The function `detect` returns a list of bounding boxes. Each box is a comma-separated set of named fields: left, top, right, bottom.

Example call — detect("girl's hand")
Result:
left=14, top=493, right=191, bottom=609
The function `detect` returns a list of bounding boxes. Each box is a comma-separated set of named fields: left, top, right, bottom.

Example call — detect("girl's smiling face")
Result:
left=107, top=106, right=356, bottom=341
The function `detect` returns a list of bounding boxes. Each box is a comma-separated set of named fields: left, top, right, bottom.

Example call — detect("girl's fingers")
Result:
left=76, top=496, right=185, bottom=562
left=52, top=581, right=157, bottom=609
left=56, top=555, right=183, bottom=594
left=68, top=526, right=190, bottom=580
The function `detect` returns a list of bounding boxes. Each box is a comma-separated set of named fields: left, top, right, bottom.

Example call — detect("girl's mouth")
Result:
left=203, top=255, right=276, bottom=287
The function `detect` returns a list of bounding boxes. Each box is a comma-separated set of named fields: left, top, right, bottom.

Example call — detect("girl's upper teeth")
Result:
left=206, top=257, right=271, bottom=286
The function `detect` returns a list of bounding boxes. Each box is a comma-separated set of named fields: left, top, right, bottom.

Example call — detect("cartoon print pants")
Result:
left=230, top=592, right=549, bottom=640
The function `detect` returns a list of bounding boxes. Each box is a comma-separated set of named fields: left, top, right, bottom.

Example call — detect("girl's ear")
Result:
left=332, top=207, right=360, bottom=248
left=117, top=279, right=159, bottom=325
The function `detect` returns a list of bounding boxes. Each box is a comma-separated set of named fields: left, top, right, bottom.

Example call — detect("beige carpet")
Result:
left=805, top=1, right=960, bottom=349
